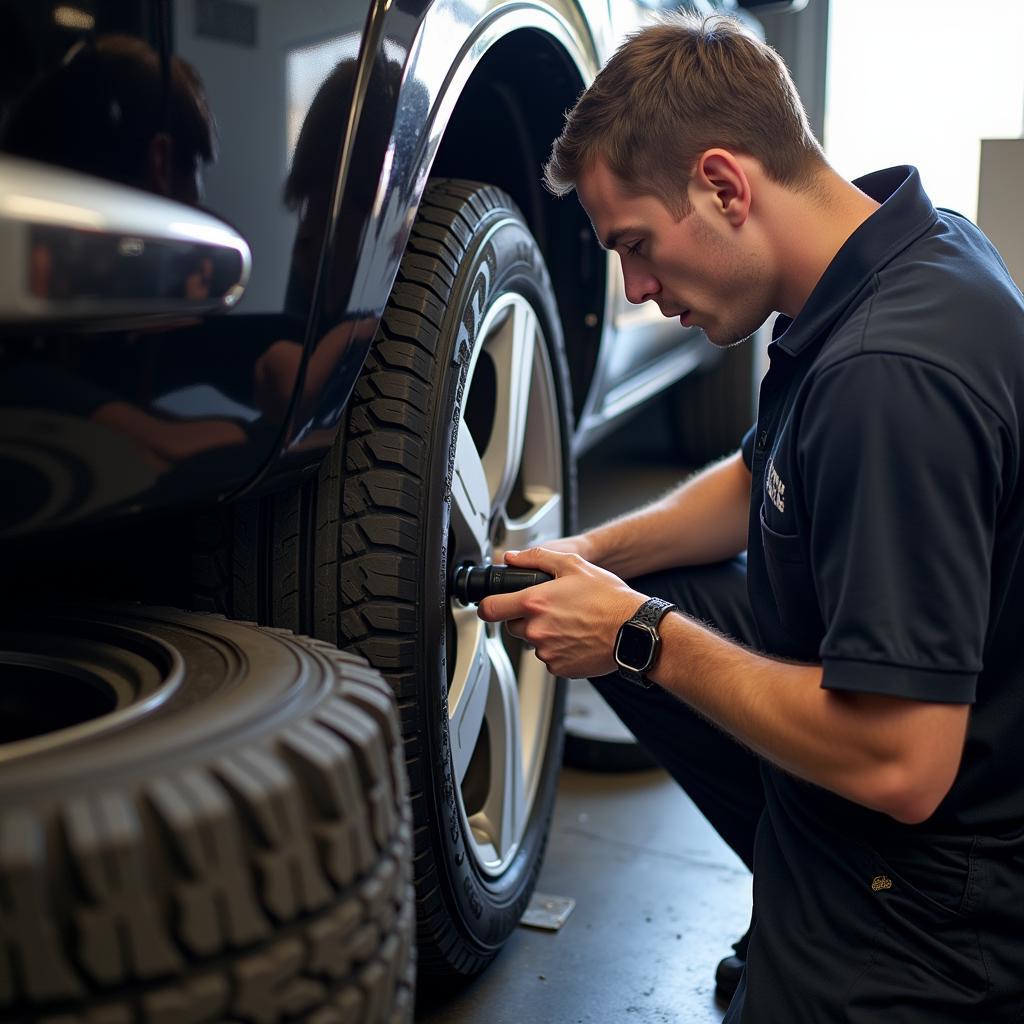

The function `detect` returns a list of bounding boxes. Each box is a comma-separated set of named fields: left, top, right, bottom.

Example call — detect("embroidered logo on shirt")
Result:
left=870, top=875, right=893, bottom=892
left=767, top=458, right=786, bottom=514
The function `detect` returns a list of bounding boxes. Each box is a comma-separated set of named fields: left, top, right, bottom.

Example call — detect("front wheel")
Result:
left=194, top=180, right=578, bottom=983
left=336, top=181, right=577, bottom=980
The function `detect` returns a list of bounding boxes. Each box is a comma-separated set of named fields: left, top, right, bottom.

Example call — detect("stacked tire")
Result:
left=0, top=608, right=414, bottom=1023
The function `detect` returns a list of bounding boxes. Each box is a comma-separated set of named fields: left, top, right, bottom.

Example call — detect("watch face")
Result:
left=615, top=622, right=656, bottom=672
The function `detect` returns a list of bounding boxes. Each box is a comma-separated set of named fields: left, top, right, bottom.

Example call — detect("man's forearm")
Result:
left=584, top=450, right=751, bottom=578
left=649, top=612, right=968, bottom=824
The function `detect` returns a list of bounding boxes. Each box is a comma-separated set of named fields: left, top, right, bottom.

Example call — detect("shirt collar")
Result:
left=772, top=166, right=939, bottom=356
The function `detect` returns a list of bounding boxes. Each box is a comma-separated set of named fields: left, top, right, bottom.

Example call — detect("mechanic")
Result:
left=478, top=13, right=1024, bottom=1022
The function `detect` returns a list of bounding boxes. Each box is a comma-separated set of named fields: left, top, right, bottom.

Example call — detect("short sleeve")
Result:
left=797, top=354, right=1006, bottom=704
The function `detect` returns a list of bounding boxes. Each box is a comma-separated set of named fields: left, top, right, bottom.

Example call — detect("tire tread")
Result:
left=0, top=626, right=414, bottom=1024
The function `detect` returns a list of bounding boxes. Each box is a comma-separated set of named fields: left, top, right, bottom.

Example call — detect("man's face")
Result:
left=576, top=158, right=773, bottom=347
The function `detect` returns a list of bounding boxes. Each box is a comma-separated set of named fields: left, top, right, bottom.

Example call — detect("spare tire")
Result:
left=0, top=607, right=414, bottom=1024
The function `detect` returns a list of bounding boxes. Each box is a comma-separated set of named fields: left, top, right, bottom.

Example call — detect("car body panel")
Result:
left=265, top=0, right=605, bottom=481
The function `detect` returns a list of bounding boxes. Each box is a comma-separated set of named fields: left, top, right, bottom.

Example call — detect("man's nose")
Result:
left=622, top=264, right=659, bottom=305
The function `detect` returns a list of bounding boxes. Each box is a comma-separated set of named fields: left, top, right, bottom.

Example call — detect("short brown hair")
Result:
left=544, top=13, right=824, bottom=216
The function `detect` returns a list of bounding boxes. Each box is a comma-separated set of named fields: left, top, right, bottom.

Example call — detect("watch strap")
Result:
left=630, top=597, right=675, bottom=631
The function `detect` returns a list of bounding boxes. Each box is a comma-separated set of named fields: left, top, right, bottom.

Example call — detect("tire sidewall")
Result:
left=421, top=196, right=574, bottom=951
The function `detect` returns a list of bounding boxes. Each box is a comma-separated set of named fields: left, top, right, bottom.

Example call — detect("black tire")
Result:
left=671, top=342, right=755, bottom=467
left=0, top=607, right=415, bottom=1023
left=192, top=180, right=577, bottom=982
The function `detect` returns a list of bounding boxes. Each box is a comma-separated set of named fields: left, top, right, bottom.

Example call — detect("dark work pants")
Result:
left=590, top=557, right=762, bottom=958
left=591, top=558, right=1024, bottom=1023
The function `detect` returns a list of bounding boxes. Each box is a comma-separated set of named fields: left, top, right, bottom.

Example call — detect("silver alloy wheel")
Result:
left=448, top=290, right=564, bottom=877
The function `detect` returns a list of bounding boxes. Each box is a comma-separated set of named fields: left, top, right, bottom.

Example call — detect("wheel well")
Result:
left=430, top=30, right=604, bottom=422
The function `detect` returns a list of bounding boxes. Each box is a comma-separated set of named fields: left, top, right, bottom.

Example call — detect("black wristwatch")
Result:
left=614, top=597, right=676, bottom=687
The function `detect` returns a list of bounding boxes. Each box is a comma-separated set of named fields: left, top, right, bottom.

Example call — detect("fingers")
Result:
left=503, top=618, right=528, bottom=643
left=503, top=546, right=583, bottom=574
left=500, top=619, right=537, bottom=655
left=475, top=608, right=533, bottom=650
left=480, top=546, right=588, bottom=622
left=478, top=591, right=526, bottom=623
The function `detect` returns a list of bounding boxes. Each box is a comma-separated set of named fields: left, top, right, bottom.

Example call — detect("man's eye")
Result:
left=624, top=241, right=643, bottom=257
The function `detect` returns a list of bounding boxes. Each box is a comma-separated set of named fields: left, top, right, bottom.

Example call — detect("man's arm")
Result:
left=563, top=449, right=752, bottom=577
left=480, top=548, right=970, bottom=825
left=652, top=612, right=970, bottom=825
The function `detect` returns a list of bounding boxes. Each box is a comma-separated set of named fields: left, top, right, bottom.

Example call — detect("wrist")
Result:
left=572, top=531, right=604, bottom=565
left=577, top=528, right=606, bottom=569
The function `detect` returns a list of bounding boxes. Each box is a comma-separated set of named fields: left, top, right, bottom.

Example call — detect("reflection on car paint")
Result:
left=0, top=2, right=363, bottom=535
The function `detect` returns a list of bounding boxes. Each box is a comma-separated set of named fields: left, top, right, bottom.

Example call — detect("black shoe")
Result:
left=715, top=954, right=745, bottom=1002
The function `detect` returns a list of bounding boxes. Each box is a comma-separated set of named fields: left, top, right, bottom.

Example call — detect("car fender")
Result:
left=244, top=0, right=603, bottom=493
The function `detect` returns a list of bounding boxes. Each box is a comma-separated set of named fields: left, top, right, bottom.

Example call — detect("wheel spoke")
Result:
left=515, top=650, right=554, bottom=799
left=471, top=636, right=525, bottom=864
left=448, top=608, right=490, bottom=786
left=448, top=291, right=563, bottom=879
left=482, top=297, right=537, bottom=511
left=450, top=415, right=490, bottom=560
left=501, top=490, right=563, bottom=553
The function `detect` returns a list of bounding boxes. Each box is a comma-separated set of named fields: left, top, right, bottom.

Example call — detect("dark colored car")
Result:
left=0, top=0, right=787, bottom=1010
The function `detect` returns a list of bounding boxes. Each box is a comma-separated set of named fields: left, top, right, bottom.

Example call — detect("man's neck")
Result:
left=766, top=168, right=881, bottom=318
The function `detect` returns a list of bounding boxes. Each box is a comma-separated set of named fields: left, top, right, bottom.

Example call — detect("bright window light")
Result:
left=825, top=0, right=1024, bottom=221
left=285, top=34, right=361, bottom=161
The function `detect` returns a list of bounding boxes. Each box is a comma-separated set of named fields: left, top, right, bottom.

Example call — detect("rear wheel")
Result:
left=194, top=180, right=576, bottom=981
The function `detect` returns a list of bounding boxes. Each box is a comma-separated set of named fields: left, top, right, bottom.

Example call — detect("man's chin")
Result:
left=703, top=327, right=755, bottom=349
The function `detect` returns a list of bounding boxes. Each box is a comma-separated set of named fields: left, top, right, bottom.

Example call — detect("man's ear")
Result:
left=692, top=149, right=751, bottom=227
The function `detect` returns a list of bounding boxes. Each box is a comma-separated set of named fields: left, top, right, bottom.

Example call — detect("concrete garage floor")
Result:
left=417, top=438, right=753, bottom=1023
left=415, top=766, right=751, bottom=1024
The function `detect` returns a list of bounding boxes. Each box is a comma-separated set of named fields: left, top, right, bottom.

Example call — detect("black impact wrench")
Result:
left=452, top=563, right=555, bottom=605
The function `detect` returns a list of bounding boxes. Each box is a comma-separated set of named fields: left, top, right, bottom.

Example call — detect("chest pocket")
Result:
left=758, top=503, right=825, bottom=651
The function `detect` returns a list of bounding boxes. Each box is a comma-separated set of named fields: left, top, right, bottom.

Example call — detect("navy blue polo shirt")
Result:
left=741, top=166, right=1024, bottom=837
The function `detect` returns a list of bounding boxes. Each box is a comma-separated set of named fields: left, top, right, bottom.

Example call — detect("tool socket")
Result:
left=453, top=564, right=555, bottom=605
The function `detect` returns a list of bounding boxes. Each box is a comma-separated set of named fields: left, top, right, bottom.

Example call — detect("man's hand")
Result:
left=477, top=547, right=647, bottom=678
